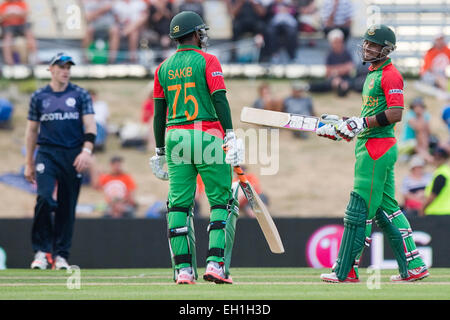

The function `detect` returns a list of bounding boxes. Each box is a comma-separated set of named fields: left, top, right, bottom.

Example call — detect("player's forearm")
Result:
left=365, top=108, right=402, bottom=128
left=212, top=90, right=233, bottom=132
left=25, top=121, right=39, bottom=165
left=82, top=114, right=97, bottom=152
left=153, top=98, right=167, bottom=148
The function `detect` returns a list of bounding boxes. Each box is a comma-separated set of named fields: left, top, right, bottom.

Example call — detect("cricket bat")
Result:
left=233, top=166, right=285, bottom=254
left=240, top=107, right=336, bottom=132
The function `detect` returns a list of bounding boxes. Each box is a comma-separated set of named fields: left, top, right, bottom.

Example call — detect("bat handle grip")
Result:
left=233, top=166, right=249, bottom=184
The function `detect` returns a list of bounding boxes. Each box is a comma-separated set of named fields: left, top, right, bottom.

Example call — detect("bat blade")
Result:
left=235, top=168, right=285, bottom=254
left=240, top=106, right=321, bottom=132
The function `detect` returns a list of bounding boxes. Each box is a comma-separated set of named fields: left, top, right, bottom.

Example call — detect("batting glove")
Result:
left=223, top=131, right=245, bottom=167
left=150, top=147, right=169, bottom=180
left=337, top=117, right=368, bottom=142
left=316, top=114, right=342, bottom=141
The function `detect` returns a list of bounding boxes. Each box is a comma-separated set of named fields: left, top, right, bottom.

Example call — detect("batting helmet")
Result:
left=360, top=24, right=397, bottom=63
left=169, top=11, right=208, bottom=40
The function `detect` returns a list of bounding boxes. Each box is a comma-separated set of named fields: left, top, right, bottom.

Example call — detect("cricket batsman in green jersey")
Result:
left=316, top=24, right=429, bottom=282
left=150, top=11, right=244, bottom=285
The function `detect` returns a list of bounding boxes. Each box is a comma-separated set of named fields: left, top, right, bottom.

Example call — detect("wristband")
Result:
left=155, top=147, right=166, bottom=156
left=375, top=111, right=390, bottom=127
left=84, top=133, right=97, bottom=144
left=82, top=147, right=92, bottom=155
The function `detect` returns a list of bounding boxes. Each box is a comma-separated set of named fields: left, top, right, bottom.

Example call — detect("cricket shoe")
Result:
left=176, top=267, right=195, bottom=285
left=53, top=256, right=70, bottom=270
left=203, top=261, right=233, bottom=284
left=390, top=266, right=429, bottom=282
left=31, top=251, right=53, bottom=270
left=320, top=267, right=360, bottom=283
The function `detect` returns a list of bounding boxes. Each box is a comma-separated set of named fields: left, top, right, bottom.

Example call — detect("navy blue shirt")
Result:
left=28, top=83, right=94, bottom=149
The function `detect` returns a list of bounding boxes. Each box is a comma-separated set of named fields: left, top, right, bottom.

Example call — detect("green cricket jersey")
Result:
left=359, top=58, right=404, bottom=139
left=154, top=45, right=226, bottom=127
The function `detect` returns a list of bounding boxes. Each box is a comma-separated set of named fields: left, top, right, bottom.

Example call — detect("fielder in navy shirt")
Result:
left=24, top=53, right=97, bottom=270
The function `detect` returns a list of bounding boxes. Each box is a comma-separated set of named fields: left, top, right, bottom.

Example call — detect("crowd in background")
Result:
left=0, top=0, right=449, bottom=218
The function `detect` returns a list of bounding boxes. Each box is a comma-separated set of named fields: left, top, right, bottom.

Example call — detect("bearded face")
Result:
left=360, top=40, right=394, bottom=63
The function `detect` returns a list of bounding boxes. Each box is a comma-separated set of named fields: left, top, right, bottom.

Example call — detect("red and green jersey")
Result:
left=153, top=45, right=226, bottom=127
left=359, top=58, right=404, bottom=139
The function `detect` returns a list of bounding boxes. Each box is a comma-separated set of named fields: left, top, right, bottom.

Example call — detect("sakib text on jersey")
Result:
left=168, top=67, right=193, bottom=80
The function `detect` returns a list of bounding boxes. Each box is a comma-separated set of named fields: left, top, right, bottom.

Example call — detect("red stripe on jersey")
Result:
left=191, top=49, right=226, bottom=95
left=381, top=64, right=404, bottom=108
left=167, top=120, right=225, bottom=139
left=365, top=137, right=397, bottom=161
left=153, top=63, right=165, bottom=99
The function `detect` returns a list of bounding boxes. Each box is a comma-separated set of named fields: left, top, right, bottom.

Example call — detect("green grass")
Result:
left=0, top=268, right=449, bottom=300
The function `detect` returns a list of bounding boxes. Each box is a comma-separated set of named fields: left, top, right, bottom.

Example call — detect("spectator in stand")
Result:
left=0, top=0, right=37, bottom=65
left=308, top=28, right=354, bottom=97
left=95, top=156, right=137, bottom=218
left=88, top=89, right=109, bottom=152
left=82, top=0, right=120, bottom=64
left=420, top=33, right=450, bottom=92
left=113, top=0, right=148, bottom=63
left=399, top=97, right=433, bottom=163
left=442, top=105, right=450, bottom=154
left=283, top=81, right=315, bottom=139
left=178, top=0, right=205, bottom=18
left=141, top=88, right=155, bottom=150
left=148, top=0, right=174, bottom=55
left=401, top=155, right=432, bottom=217
left=224, top=0, right=266, bottom=63
left=298, top=0, right=320, bottom=46
left=264, top=0, right=299, bottom=63
left=252, top=82, right=283, bottom=111
left=320, top=0, right=354, bottom=41
left=422, top=147, right=450, bottom=216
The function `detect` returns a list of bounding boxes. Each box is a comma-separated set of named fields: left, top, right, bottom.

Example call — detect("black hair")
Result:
left=176, top=31, right=196, bottom=44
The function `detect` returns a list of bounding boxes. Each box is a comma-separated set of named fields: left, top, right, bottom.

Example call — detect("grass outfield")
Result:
left=0, top=268, right=449, bottom=300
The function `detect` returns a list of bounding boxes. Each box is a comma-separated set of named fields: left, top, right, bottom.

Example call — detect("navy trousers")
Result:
left=31, top=145, right=82, bottom=259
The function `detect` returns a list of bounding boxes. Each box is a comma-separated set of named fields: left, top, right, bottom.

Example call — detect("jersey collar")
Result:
left=177, top=44, right=201, bottom=52
left=368, top=58, right=392, bottom=71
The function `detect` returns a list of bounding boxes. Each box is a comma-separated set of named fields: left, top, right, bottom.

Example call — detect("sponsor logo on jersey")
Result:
left=211, top=71, right=223, bottom=77
left=66, top=97, right=76, bottom=107
left=40, top=112, right=79, bottom=121
left=368, top=78, right=375, bottom=89
left=388, top=89, right=403, bottom=94
left=362, top=95, right=379, bottom=108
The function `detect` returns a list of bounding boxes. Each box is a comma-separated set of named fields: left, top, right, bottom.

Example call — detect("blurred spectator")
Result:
left=252, top=82, right=283, bottom=111
left=399, top=97, right=434, bottom=163
left=82, top=0, right=120, bottom=64
left=224, top=0, right=266, bottom=63
left=320, top=0, right=354, bottom=41
left=442, top=105, right=450, bottom=154
left=113, top=0, right=148, bottom=63
left=0, top=0, right=37, bottom=65
left=264, top=0, right=299, bottom=63
left=147, top=0, right=174, bottom=56
left=0, top=97, right=13, bottom=129
left=283, top=81, right=315, bottom=139
left=88, top=89, right=110, bottom=152
left=141, top=88, right=155, bottom=150
left=420, top=33, right=450, bottom=92
left=422, top=147, right=450, bottom=216
left=233, top=166, right=269, bottom=217
left=308, top=28, right=354, bottom=97
left=298, top=0, right=320, bottom=46
left=95, top=156, right=137, bottom=218
left=178, top=0, right=205, bottom=18
left=401, top=155, right=432, bottom=217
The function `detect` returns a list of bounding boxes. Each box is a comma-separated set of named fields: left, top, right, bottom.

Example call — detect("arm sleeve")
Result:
left=381, top=69, right=404, bottom=108
left=431, top=174, right=446, bottom=195
left=27, top=92, right=40, bottom=121
left=153, top=98, right=167, bottom=148
left=205, top=54, right=226, bottom=95
left=212, top=90, right=233, bottom=131
left=81, top=89, right=95, bottom=115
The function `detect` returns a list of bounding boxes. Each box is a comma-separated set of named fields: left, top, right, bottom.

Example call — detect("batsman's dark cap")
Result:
left=110, top=155, right=123, bottom=163
left=49, top=52, right=75, bottom=66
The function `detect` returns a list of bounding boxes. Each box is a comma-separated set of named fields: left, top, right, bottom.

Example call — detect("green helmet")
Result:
left=169, top=11, right=209, bottom=40
left=361, top=24, right=396, bottom=62
left=363, top=24, right=396, bottom=49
